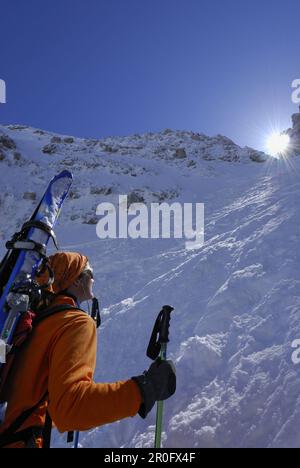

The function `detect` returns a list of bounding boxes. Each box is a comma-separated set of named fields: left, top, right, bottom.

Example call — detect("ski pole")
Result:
left=146, top=305, right=174, bottom=448
left=74, top=431, right=80, bottom=449
left=154, top=343, right=167, bottom=449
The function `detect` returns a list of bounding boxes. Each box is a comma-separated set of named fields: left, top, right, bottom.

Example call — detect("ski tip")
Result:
left=57, top=170, right=73, bottom=180
left=50, top=170, right=73, bottom=187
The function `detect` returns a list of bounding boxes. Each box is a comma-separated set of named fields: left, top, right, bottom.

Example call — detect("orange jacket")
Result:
left=0, top=294, right=142, bottom=443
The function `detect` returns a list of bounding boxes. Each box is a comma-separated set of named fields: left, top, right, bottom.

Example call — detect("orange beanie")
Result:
left=37, top=252, right=88, bottom=294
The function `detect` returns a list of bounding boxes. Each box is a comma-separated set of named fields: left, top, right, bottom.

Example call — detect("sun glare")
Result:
left=266, top=133, right=290, bottom=158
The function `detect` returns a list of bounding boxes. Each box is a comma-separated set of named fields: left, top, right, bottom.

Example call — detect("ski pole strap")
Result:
left=146, top=305, right=174, bottom=360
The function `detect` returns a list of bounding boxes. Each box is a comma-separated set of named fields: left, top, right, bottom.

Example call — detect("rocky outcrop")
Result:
left=90, top=186, right=113, bottom=196
left=286, top=106, right=300, bottom=154
left=247, top=148, right=267, bottom=163
left=64, top=137, right=74, bottom=144
left=23, top=191, right=36, bottom=201
left=0, top=133, right=16, bottom=150
left=50, top=136, right=62, bottom=144
left=42, top=143, right=58, bottom=154
left=173, top=148, right=187, bottom=159
left=127, top=191, right=145, bottom=205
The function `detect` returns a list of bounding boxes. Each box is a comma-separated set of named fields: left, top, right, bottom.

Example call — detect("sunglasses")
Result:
left=81, top=269, right=94, bottom=280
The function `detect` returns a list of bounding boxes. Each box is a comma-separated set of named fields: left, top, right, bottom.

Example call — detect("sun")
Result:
left=266, top=133, right=290, bottom=158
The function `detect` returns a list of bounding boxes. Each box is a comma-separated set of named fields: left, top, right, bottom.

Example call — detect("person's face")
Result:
left=71, top=269, right=94, bottom=302
left=78, top=270, right=94, bottom=301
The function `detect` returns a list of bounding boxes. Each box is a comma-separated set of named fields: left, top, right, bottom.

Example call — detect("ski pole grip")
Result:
left=146, top=305, right=174, bottom=360
left=159, top=305, right=174, bottom=343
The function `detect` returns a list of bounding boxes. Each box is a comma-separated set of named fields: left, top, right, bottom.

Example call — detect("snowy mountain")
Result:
left=0, top=124, right=300, bottom=448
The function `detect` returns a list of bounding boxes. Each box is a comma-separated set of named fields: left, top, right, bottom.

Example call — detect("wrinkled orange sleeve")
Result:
left=47, top=314, right=142, bottom=432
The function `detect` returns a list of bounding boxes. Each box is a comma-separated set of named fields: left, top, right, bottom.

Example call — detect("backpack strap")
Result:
left=0, top=303, right=87, bottom=448
left=34, top=304, right=87, bottom=325
left=0, top=426, right=44, bottom=448
left=0, top=392, right=47, bottom=448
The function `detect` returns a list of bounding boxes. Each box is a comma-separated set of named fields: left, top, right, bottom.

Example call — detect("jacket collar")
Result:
left=53, top=292, right=81, bottom=309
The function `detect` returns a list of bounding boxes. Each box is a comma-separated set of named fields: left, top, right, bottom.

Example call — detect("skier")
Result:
left=0, top=251, right=176, bottom=448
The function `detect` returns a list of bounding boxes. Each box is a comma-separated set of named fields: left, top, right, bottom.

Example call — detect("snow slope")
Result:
left=0, top=124, right=300, bottom=448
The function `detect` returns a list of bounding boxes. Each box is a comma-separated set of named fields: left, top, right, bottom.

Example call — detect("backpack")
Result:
left=0, top=301, right=87, bottom=448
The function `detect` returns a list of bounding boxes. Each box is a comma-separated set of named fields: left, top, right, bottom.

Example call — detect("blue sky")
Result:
left=0, top=0, right=299, bottom=150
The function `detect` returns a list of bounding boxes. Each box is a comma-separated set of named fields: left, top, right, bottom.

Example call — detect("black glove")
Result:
left=132, top=358, right=176, bottom=419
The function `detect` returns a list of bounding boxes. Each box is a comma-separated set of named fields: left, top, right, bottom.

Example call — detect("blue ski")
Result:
left=0, top=170, right=73, bottom=374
